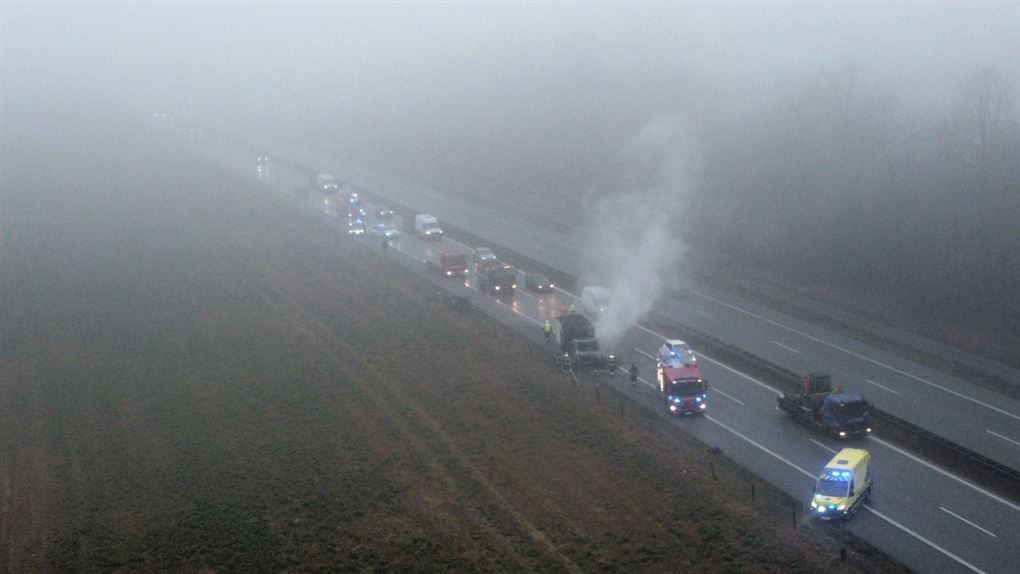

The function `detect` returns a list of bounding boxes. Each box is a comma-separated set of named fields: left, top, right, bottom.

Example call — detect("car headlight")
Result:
left=866, top=428, right=872, bottom=433
left=669, top=405, right=677, bottom=412
left=837, top=503, right=846, bottom=510
left=699, top=403, right=707, bottom=409
left=495, top=286, right=500, bottom=291
left=838, top=431, right=847, bottom=438
left=810, top=501, right=818, bottom=509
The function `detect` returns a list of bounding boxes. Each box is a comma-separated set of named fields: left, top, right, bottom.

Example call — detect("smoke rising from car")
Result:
left=580, top=115, right=693, bottom=346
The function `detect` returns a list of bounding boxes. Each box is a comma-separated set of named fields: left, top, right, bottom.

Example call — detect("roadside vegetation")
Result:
left=2, top=107, right=907, bottom=572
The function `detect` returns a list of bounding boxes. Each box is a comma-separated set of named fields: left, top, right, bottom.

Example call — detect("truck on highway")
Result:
left=658, top=365, right=708, bottom=415
left=656, top=347, right=708, bottom=415
left=553, top=314, right=608, bottom=370
left=477, top=263, right=517, bottom=297
left=777, top=373, right=871, bottom=439
left=426, top=250, right=468, bottom=277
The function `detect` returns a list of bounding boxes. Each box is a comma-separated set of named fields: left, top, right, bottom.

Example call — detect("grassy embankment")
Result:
left=1, top=108, right=906, bottom=573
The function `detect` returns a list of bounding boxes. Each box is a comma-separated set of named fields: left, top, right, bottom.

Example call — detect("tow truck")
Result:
left=777, top=373, right=871, bottom=439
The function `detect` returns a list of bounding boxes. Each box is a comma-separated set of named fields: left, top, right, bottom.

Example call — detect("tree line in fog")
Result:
left=688, top=67, right=1019, bottom=326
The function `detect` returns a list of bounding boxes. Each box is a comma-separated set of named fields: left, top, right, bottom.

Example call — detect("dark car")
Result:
left=524, top=273, right=555, bottom=292
left=375, top=206, right=394, bottom=219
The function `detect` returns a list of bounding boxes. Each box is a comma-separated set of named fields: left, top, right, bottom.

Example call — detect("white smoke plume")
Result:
left=579, top=114, right=695, bottom=346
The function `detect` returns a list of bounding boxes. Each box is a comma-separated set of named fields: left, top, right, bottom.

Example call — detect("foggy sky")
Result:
left=5, top=2, right=1017, bottom=127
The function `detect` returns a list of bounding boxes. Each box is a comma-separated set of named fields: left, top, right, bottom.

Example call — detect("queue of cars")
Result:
left=265, top=154, right=875, bottom=525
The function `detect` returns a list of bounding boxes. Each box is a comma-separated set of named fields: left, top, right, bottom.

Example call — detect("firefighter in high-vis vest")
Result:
left=543, top=320, right=552, bottom=343
left=560, top=353, right=572, bottom=373
left=607, top=353, right=617, bottom=375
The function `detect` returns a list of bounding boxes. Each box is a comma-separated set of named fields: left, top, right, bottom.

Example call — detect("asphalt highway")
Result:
left=175, top=122, right=1020, bottom=573
left=224, top=128, right=1020, bottom=477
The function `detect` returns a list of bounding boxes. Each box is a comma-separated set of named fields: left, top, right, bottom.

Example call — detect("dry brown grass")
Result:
left=1, top=109, right=905, bottom=573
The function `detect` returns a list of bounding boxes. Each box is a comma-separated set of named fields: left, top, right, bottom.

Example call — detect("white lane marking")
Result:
left=634, top=348, right=655, bottom=360
left=697, top=352, right=783, bottom=396
left=707, top=415, right=817, bottom=481
left=697, top=291, right=1020, bottom=422
left=865, top=379, right=902, bottom=396
left=391, top=245, right=424, bottom=262
left=243, top=139, right=991, bottom=574
left=712, top=388, right=745, bottom=406
left=515, top=288, right=539, bottom=302
left=615, top=367, right=656, bottom=389
left=696, top=309, right=714, bottom=318
left=809, top=439, right=836, bottom=454
left=509, top=306, right=543, bottom=327
left=986, top=429, right=1020, bottom=448
left=554, top=286, right=579, bottom=300
left=870, top=436, right=1020, bottom=514
left=415, top=205, right=1020, bottom=517
left=864, top=505, right=986, bottom=574
left=706, top=416, right=987, bottom=574
left=771, top=341, right=801, bottom=354
left=939, top=506, right=998, bottom=538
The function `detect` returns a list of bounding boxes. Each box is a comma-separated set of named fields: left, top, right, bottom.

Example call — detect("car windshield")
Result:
left=424, top=222, right=440, bottom=230
left=816, top=477, right=850, bottom=497
left=532, top=274, right=548, bottom=283
left=446, top=254, right=467, bottom=266
left=575, top=340, right=600, bottom=353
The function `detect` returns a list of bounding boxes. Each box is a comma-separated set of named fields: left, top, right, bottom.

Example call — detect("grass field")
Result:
left=1, top=106, right=906, bottom=573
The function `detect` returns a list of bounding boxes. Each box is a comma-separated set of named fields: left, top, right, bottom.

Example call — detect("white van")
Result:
left=581, top=286, right=610, bottom=317
left=414, top=214, right=443, bottom=240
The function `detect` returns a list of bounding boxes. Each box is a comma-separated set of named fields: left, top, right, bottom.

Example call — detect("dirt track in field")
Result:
left=1, top=106, right=906, bottom=573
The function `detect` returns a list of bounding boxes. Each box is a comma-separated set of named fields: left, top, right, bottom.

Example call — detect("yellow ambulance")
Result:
left=810, top=448, right=872, bottom=520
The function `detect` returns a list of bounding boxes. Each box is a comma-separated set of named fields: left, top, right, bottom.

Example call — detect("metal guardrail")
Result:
left=647, top=311, right=1020, bottom=486
left=230, top=137, right=1020, bottom=491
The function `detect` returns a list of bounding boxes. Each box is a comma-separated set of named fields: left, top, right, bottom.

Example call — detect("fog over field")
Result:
left=5, top=3, right=1019, bottom=335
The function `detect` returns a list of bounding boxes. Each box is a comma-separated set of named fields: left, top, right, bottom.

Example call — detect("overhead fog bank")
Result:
left=580, top=115, right=696, bottom=346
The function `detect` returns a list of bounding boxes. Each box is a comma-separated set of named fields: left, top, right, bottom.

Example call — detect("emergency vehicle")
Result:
left=810, top=448, right=873, bottom=520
